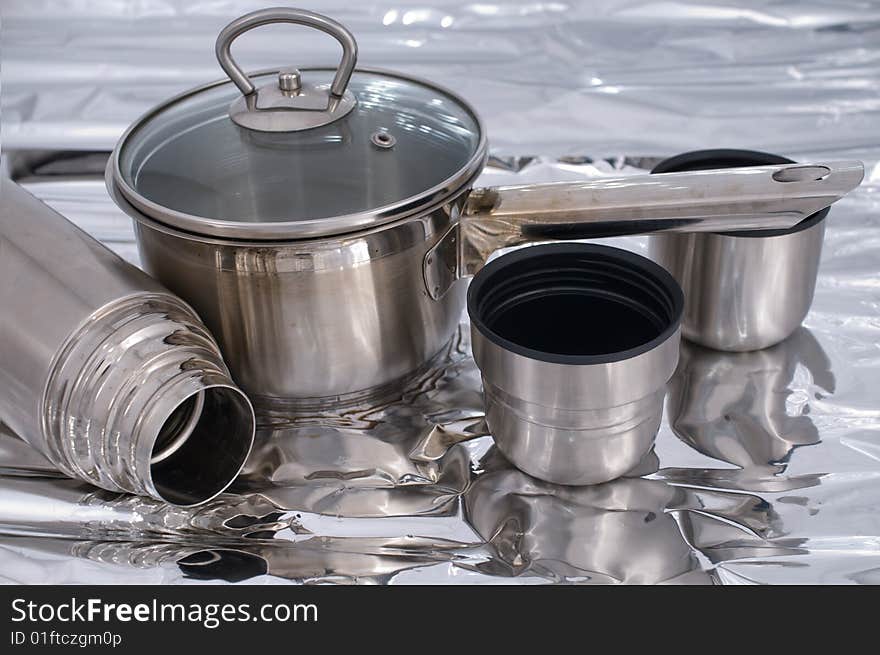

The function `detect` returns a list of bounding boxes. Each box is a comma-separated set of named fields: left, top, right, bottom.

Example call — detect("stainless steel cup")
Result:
left=468, top=243, right=683, bottom=485
left=648, top=149, right=829, bottom=352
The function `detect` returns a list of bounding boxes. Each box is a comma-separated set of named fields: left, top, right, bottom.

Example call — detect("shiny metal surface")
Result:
left=228, top=71, right=358, bottom=133
left=1, top=310, right=845, bottom=584
left=112, top=149, right=860, bottom=404
left=480, top=380, right=669, bottom=486
left=465, top=160, right=859, bottom=240
left=109, top=177, right=472, bottom=405
left=465, top=448, right=714, bottom=584
left=651, top=222, right=826, bottom=351
left=5, top=1, right=879, bottom=162
left=150, top=391, right=206, bottom=465
left=0, top=179, right=255, bottom=505
left=648, top=151, right=831, bottom=351
left=468, top=243, right=683, bottom=485
left=218, top=9, right=359, bottom=132
left=665, top=331, right=834, bottom=481
left=0, top=252, right=878, bottom=582
left=109, top=6, right=863, bottom=240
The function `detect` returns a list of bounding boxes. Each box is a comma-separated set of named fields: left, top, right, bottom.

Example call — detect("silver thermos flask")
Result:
left=0, top=178, right=254, bottom=506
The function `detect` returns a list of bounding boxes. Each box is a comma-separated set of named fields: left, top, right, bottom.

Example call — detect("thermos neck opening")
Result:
left=41, top=295, right=255, bottom=506
left=148, top=385, right=254, bottom=506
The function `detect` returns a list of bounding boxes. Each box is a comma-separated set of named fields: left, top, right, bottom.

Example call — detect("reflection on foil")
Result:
left=0, top=474, right=490, bottom=584
left=0, top=476, right=288, bottom=542
left=0, top=328, right=493, bottom=584
left=0, top=424, right=61, bottom=478
left=5, top=0, right=880, bottom=583
left=173, top=538, right=480, bottom=585
left=464, top=448, right=714, bottom=584
left=658, top=328, right=833, bottom=493
left=236, top=329, right=485, bottom=519
left=2, top=533, right=488, bottom=585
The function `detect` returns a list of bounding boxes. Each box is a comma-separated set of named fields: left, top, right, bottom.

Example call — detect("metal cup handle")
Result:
left=215, top=7, right=358, bottom=99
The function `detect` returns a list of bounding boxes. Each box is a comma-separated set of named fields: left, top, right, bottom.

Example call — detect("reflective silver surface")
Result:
left=665, top=331, right=834, bottom=480
left=465, top=448, right=714, bottom=584
left=6, top=153, right=877, bottom=584
left=464, top=160, right=859, bottom=246
left=107, top=9, right=860, bottom=407
left=113, top=154, right=859, bottom=405
left=651, top=221, right=826, bottom=351
left=110, top=179, right=471, bottom=406
left=110, top=8, right=867, bottom=242
left=422, top=160, right=860, bottom=299
left=0, top=180, right=255, bottom=505
left=3, top=0, right=880, bottom=584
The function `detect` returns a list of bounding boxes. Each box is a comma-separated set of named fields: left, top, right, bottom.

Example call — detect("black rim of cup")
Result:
left=467, top=243, right=684, bottom=365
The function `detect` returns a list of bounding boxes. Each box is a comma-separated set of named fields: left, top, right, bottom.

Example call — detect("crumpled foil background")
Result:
left=1, top=0, right=879, bottom=584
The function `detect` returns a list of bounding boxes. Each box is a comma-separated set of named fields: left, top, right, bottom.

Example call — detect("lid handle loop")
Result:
left=216, top=8, right=359, bottom=132
left=216, top=7, right=358, bottom=99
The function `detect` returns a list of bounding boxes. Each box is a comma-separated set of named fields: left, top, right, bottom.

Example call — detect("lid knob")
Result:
left=278, top=69, right=302, bottom=92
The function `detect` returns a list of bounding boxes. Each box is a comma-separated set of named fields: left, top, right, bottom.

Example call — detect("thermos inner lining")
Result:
left=150, top=387, right=254, bottom=506
left=468, top=243, right=683, bottom=364
left=151, top=390, right=205, bottom=465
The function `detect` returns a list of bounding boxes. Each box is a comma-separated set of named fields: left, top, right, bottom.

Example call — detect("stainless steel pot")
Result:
left=106, top=8, right=863, bottom=407
left=113, top=193, right=464, bottom=407
left=467, top=243, right=683, bottom=485
left=648, top=149, right=832, bottom=352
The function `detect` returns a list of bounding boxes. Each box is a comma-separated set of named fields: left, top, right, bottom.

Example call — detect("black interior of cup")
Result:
left=468, top=243, right=684, bottom=365
left=651, top=149, right=830, bottom=238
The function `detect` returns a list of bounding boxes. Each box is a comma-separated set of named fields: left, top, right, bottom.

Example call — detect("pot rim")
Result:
left=109, top=66, right=489, bottom=241
left=106, top=152, right=480, bottom=249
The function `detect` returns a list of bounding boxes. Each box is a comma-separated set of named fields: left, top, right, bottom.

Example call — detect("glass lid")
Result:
left=111, top=8, right=485, bottom=240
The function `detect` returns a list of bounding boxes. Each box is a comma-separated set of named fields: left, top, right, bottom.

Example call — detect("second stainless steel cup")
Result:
left=468, top=243, right=684, bottom=485
left=649, top=149, right=830, bottom=352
